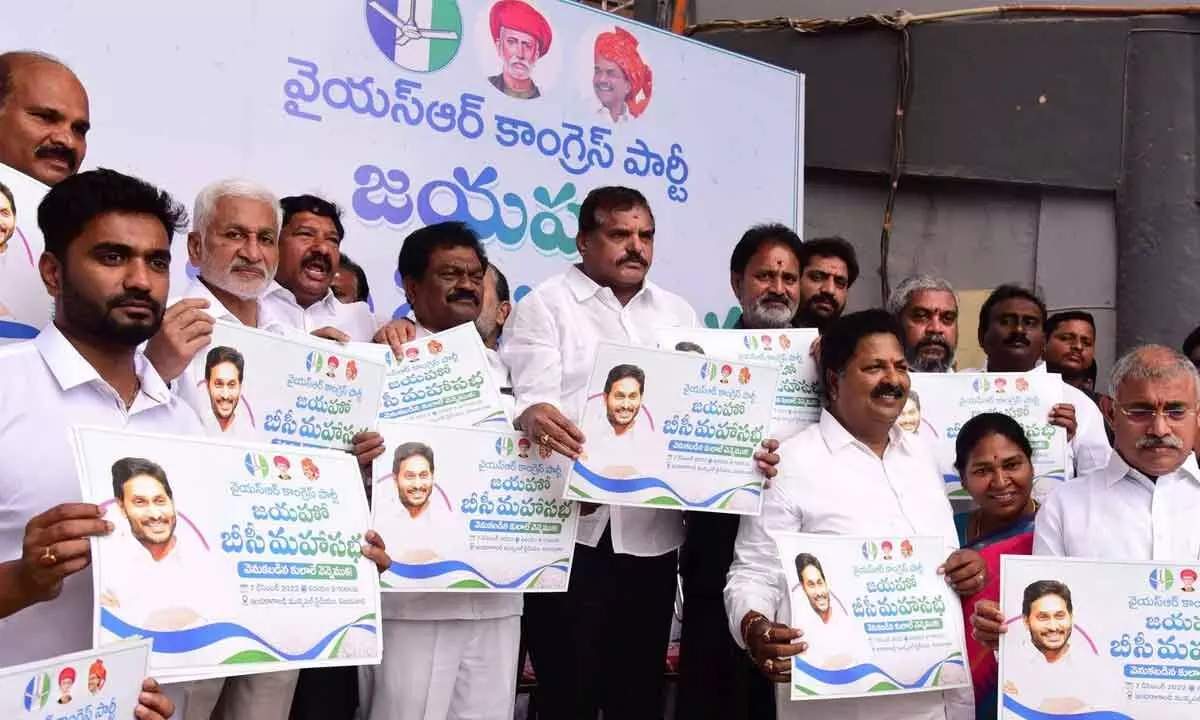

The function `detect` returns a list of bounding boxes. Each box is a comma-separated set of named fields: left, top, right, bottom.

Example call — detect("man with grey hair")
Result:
left=887, top=274, right=958, bottom=373
left=0, top=51, right=90, bottom=186
left=971, top=345, right=1200, bottom=650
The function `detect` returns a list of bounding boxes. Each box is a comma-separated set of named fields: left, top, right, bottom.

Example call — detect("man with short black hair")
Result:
left=729, top=223, right=803, bottom=330
left=476, top=264, right=512, bottom=351
left=504, top=186, right=779, bottom=719
left=727, top=309, right=979, bottom=720
left=791, top=236, right=858, bottom=330
left=973, top=285, right=1110, bottom=478
left=0, top=168, right=193, bottom=720
left=332, top=253, right=370, bottom=304
left=0, top=51, right=90, bottom=186
left=263, top=194, right=377, bottom=341
left=1044, top=310, right=1096, bottom=394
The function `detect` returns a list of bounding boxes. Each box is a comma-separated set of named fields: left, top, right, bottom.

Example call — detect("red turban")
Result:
left=490, top=1, right=553, bottom=56
left=59, top=667, right=76, bottom=683
left=594, top=27, right=652, bottom=118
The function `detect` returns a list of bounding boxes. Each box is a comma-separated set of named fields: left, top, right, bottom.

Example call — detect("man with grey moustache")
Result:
left=675, top=223, right=804, bottom=720
left=888, top=275, right=959, bottom=374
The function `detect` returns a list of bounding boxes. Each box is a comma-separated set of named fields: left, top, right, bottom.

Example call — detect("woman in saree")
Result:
left=953, top=412, right=1039, bottom=719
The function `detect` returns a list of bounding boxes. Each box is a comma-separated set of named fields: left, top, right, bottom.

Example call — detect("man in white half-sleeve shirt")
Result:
left=502, top=186, right=779, bottom=719
left=261, top=195, right=377, bottom=341
left=726, top=309, right=982, bottom=720
left=353, top=221, right=520, bottom=720
left=966, top=285, right=1110, bottom=478
left=0, top=169, right=195, bottom=720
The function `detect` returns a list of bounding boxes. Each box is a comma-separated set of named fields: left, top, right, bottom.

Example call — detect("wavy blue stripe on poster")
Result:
left=0, top=321, right=38, bottom=340
left=1001, top=693, right=1133, bottom=720
left=101, top=608, right=377, bottom=659
left=793, top=654, right=963, bottom=689
left=384, top=559, right=569, bottom=589
left=571, top=461, right=761, bottom=508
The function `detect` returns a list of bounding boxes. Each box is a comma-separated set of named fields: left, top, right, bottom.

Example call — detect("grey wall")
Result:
left=805, top=171, right=1117, bottom=379
left=695, top=0, right=1200, bottom=22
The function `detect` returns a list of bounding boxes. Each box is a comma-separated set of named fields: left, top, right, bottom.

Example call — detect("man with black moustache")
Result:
left=970, top=285, right=1110, bottom=478
left=790, top=236, right=858, bottom=331
left=0, top=52, right=90, bottom=186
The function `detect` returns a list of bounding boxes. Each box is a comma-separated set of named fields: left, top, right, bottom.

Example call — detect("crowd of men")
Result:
left=3, top=48, right=1200, bottom=720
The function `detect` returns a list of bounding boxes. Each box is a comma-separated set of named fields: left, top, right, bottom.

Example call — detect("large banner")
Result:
left=371, top=421, right=577, bottom=592
left=908, top=373, right=1067, bottom=502
left=998, top=555, right=1200, bottom=719
left=182, top=322, right=386, bottom=451
left=74, top=427, right=382, bottom=683
left=567, top=342, right=777, bottom=515
left=653, top=326, right=820, bottom=441
left=0, top=640, right=150, bottom=719
left=775, top=533, right=969, bottom=702
left=0, top=165, right=51, bottom=344
left=0, top=1, right=803, bottom=336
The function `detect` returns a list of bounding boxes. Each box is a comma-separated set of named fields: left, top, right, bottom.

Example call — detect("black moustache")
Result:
left=872, top=384, right=905, bottom=398
left=618, top=254, right=647, bottom=266
left=35, top=144, right=78, bottom=168
left=1004, top=334, right=1030, bottom=346
left=107, top=291, right=161, bottom=314
left=448, top=291, right=479, bottom=304
left=809, top=293, right=837, bottom=306
left=303, top=252, right=332, bottom=272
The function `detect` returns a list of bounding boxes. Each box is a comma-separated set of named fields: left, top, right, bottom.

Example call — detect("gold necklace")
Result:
left=969, top=499, right=1039, bottom=544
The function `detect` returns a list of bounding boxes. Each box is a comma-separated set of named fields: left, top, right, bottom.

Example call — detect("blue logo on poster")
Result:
left=366, top=0, right=464, bottom=73
left=23, top=672, right=50, bottom=711
left=1149, top=568, right=1175, bottom=592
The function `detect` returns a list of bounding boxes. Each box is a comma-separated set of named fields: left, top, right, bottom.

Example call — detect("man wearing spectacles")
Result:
left=971, top=345, right=1200, bottom=646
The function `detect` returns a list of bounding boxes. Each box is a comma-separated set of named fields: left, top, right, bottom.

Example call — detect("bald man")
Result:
left=0, top=51, right=90, bottom=186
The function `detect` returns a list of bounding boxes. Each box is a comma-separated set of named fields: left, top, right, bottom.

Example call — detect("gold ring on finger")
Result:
left=41, top=545, right=57, bottom=565
left=538, top=433, right=551, bottom=446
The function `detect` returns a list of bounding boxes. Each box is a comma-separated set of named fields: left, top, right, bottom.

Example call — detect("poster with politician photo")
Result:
left=0, top=640, right=150, bottom=718
left=566, top=342, right=778, bottom=516
left=998, top=555, right=1197, bottom=719
left=0, top=163, right=52, bottom=344
left=73, top=426, right=381, bottom=683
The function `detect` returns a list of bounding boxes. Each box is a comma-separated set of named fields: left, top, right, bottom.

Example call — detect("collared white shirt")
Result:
left=484, top=347, right=516, bottom=424
left=725, top=410, right=968, bottom=720
left=501, top=266, right=698, bottom=557
left=261, top=282, right=377, bottom=341
left=0, top=325, right=203, bottom=666
left=1034, top=451, right=1200, bottom=561
left=959, top=362, right=1110, bottom=479
left=596, top=103, right=630, bottom=123
left=382, top=320, right=522, bottom=621
left=1004, top=636, right=1109, bottom=712
left=199, top=401, right=257, bottom=440
left=578, top=408, right=662, bottom=479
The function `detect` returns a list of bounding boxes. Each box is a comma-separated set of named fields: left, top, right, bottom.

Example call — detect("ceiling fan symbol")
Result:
left=369, top=0, right=461, bottom=48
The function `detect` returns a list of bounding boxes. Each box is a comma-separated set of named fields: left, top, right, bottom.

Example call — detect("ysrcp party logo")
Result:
left=495, top=436, right=550, bottom=460
left=366, top=0, right=464, bottom=73
left=244, top=452, right=302, bottom=482
left=861, top=540, right=879, bottom=561
left=742, top=335, right=775, bottom=352
left=1149, top=568, right=1175, bottom=592
left=699, top=362, right=752, bottom=385
left=23, top=672, right=50, bottom=711
left=244, top=452, right=271, bottom=479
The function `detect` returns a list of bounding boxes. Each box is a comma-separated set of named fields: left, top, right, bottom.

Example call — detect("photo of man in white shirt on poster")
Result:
left=1004, top=580, right=1102, bottom=714
left=580, top=363, right=659, bottom=479
left=792, top=553, right=871, bottom=670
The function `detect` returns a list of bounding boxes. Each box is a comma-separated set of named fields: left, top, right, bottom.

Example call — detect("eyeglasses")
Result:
left=1115, top=403, right=1198, bottom=423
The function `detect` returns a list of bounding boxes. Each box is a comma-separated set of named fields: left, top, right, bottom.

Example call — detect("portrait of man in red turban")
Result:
left=487, top=0, right=553, bottom=100
left=593, top=26, right=653, bottom=122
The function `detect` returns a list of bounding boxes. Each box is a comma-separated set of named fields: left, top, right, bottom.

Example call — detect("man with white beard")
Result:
left=144, top=178, right=300, bottom=720
left=887, top=275, right=959, bottom=374
left=676, top=223, right=804, bottom=720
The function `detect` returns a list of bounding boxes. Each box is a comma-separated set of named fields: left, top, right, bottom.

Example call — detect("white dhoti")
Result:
left=177, top=670, right=300, bottom=720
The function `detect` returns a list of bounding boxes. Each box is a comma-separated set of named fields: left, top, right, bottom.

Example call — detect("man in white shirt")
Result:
left=578, top=363, right=660, bottom=478
left=970, top=284, right=1110, bottom=477
left=476, top=264, right=515, bottom=419
left=972, top=345, right=1200, bottom=642
left=100, top=457, right=212, bottom=631
left=0, top=168, right=198, bottom=720
left=355, top=221, right=521, bottom=720
left=726, top=309, right=982, bottom=720
left=1002, top=580, right=1100, bottom=714
left=261, top=195, right=377, bottom=341
left=503, top=186, right=779, bottom=719
left=382, top=442, right=456, bottom=563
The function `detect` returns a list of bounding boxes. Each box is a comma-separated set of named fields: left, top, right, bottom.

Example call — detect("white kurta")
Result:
left=725, top=410, right=972, bottom=720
